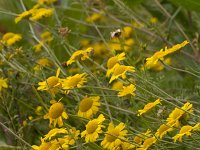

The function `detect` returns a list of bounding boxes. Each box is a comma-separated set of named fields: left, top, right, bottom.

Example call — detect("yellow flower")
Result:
left=37, top=68, right=61, bottom=96
left=49, top=138, right=69, bottom=150
left=81, top=114, right=105, bottom=142
left=78, top=96, right=100, bottom=119
left=30, top=8, right=54, bottom=21
left=61, top=73, right=87, bottom=94
left=112, top=81, right=124, bottom=91
left=86, top=12, right=104, bottom=23
left=34, top=58, right=52, bottom=71
left=137, top=137, right=157, bottom=150
left=66, top=47, right=93, bottom=65
left=145, top=40, right=189, bottom=67
left=150, top=17, right=158, bottom=24
left=32, top=139, right=52, bottom=150
left=137, top=99, right=161, bottom=116
left=166, top=102, right=193, bottom=127
left=109, top=38, right=134, bottom=52
left=118, top=84, right=136, bottom=97
left=106, top=52, right=126, bottom=77
left=133, top=129, right=152, bottom=145
left=40, top=31, right=53, bottom=44
left=122, top=26, right=133, bottom=38
left=15, top=4, right=40, bottom=23
left=44, top=101, right=68, bottom=127
left=33, top=41, right=43, bottom=53
left=64, top=127, right=80, bottom=145
left=44, top=128, right=68, bottom=141
left=0, top=77, right=8, bottom=91
left=172, top=123, right=200, bottom=142
left=155, top=124, right=173, bottom=139
left=143, top=57, right=172, bottom=71
left=38, top=0, right=57, bottom=5
left=2, top=32, right=22, bottom=46
left=101, top=122, right=128, bottom=150
left=115, top=141, right=135, bottom=150
left=109, top=63, right=135, bottom=83
left=35, top=106, right=43, bottom=115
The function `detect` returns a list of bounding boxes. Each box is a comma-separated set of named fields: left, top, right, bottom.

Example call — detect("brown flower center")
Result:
left=79, top=98, right=93, bottom=112
left=46, top=76, right=59, bottom=88
left=106, top=129, right=119, bottom=142
left=49, top=102, right=64, bottom=119
left=86, top=120, right=98, bottom=134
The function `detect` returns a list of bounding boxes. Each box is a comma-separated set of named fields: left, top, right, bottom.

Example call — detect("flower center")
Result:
left=69, top=77, right=81, bottom=87
left=106, top=129, right=119, bottom=142
left=79, top=98, right=93, bottom=112
left=46, top=76, right=58, bottom=88
left=107, top=57, right=117, bottom=69
left=49, top=102, right=64, bottom=119
left=86, top=120, right=98, bottom=134
left=113, top=66, right=126, bottom=76
left=39, top=142, right=52, bottom=149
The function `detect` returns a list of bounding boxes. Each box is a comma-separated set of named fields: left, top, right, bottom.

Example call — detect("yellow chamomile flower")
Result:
left=34, top=58, right=52, bottom=71
left=40, top=31, right=53, bottom=44
left=37, top=68, right=61, bottom=96
left=30, top=8, right=54, bottom=21
left=101, top=122, right=128, bottom=150
left=38, top=0, right=57, bottom=5
left=118, top=84, right=136, bottom=97
left=137, top=136, right=157, bottom=150
left=137, top=99, right=161, bottom=116
left=32, top=138, right=52, bottom=150
left=134, top=129, right=152, bottom=146
left=2, top=32, right=22, bottom=46
left=78, top=96, right=100, bottom=119
left=166, top=102, right=193, bottom=127
left=61, top=73, right=87, bottom=94
left=172, top=123, right=200, bottom=142
left=109, top=38, right=135, bottom=52
left=86, top=11, right=104, bottom=23
left=44, top=128, right=68, bottom=141
left=145, top=40, right=189, bottom=67
left=0, top=77, right=8, bottom=91
left=44, top=100, right=68, bottom=127
left=64, top=127, right=80, bottom=145
left=109, top=63, right=135, bottom=83
left=81, top=114, right=105, bottom=142
left=106, top=52, right=126, bottom=77
left=66, top=47, right=93, bottom=65
left=155, top=124, right=173, bottom=139
left=112, top=81, right=124, bottom=91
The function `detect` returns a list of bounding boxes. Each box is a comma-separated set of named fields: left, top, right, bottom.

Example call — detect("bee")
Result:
left=110, top=29, right=122, bottom=39
left=58, top=27, right=71, bottom=37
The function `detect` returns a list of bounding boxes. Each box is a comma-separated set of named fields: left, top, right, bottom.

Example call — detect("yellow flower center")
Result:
left=68, top=77, right=81, bottom=87
left=46, top=76, right=58, bottom=88
left=49, top=102, right=64, bottom=119
left=79, top=98, right=93, bottom=112
left=107, top=57, right=117, bottom=69
left=106, top=129, right=119, bottom=142
left=86, top=120, right=98, bottom=134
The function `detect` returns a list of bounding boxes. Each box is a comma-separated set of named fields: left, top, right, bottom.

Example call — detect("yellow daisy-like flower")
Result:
left=106, top=52, right=126, bottom=77
left=44, top=101, right=68, bottom=127
left=32, top=138, right=52, bottom=150
left=61, top=73, right=87, bottom=94
left=34, top=58, right=52, bottom=71
left=133, top=129, right=152, bottom=146
left=137, top=137, right=157, bottom=150
left=166, top=102, right=193, bottom=127
left=43, top=128, right=68, bottom=141
left=172, top=123, right=200, bottom=142
left=112, top=81, right=124, bottom=91
left=2, top=32, right=22, bottom=46
left=49, top=138, right=69, bottom=150
left=40, top=31, right=53, bottom=44
left=137, top=98, right=161, bottom=116
left=66, top=47, right=93, bottom=66
left=64, top=127, right=80, bottom=145
left=37, top=68, right=61, bottom=96
left=81, top=114, right=105, bottom=142
left=78, top=96, right=100, bottom=119
left=109, top=63, right=135, bottom=83
left=0, top=77, right=8, bottom=91
left=155, top=124, right=173, bottom=139
left=122, top=26, right=133, bottom=38
left=145, top=40, right=189, bottom=67
left=30, top=8, right=54, bottom=21
left=86, top=12, right=104, bottom=23
left=101, top=122, right=128, bottom=150
left=118, top=84, right=136, bottom=97
left=109, top=38, right=135, bottom=52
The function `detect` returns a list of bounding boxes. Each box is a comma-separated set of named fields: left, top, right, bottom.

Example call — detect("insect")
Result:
left=58, top=27, right=71, bottom=37
left=110, top=29, right=122, bottom=39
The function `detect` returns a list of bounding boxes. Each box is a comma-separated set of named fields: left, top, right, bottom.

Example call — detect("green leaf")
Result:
left=169, top=0, right=200, bottom=12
